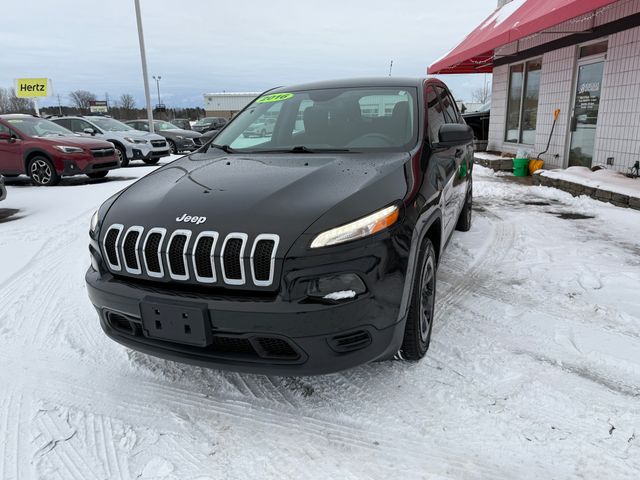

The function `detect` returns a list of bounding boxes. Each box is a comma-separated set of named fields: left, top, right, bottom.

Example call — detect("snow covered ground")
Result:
left=539, top=166, right=640, bottom=197
left=1, top=159, right=639, bottom=479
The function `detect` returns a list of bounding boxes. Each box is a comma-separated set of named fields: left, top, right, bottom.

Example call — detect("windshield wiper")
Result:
left=210, top=144, right=237, bottom=154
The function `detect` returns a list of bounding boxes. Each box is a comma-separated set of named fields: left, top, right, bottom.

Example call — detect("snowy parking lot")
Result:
left=1, top=158, right=639, bottom=479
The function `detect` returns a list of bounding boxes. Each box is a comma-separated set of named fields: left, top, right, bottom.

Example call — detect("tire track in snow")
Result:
left=0, top=348, right=516, bottom=480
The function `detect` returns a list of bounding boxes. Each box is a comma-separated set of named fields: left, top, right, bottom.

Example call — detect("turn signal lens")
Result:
left=310, top=205, right=399, bottom=248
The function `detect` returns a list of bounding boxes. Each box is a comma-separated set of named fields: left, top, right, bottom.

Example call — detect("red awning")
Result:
left=428, top=0, right=620, bottom=74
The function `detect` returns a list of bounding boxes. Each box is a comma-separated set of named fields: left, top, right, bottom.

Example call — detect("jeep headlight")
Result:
left=90, top=210, right=99, bottom=234
left=310, top=205, right=399, bottom=248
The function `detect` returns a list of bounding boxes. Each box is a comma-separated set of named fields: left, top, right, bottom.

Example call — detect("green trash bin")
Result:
left=513, top=157, right=529, bottom=177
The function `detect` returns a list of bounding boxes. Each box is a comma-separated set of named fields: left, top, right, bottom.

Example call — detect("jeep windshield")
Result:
left=88, top=117, right=135, bottom=132
left=211, top=87, right=418, bottom=153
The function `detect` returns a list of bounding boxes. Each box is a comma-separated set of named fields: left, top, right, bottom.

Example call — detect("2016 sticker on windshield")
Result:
left=256, top=93, right=294, bottom=103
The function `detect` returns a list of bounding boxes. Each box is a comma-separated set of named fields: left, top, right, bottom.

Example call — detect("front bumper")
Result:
left=131, top=147, right=171, bottom=160
left=57, top=154, right=120, bottom=176
left=86, top=266, right=406, bottom=375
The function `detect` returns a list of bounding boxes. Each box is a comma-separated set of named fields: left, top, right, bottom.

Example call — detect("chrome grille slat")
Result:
left=142, top=228, right=166, bottom=278
left=192, top=231, right=219, bottom=283
left=250, top=234, right=279, bottom=287
left=220, top=233, right=248, bottom=286
left=104, top=225, right=278, bottom=287
left=122, top=226, right=144, bottom=274
left=102, top=224, right=124, bottom=272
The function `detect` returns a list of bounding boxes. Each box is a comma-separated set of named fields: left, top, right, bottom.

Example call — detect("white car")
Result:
left=51, top=116, right=170, bottom=167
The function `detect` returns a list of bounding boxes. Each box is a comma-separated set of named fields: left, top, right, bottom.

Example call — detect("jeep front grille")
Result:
left=102, top=225, right=279, bottom=288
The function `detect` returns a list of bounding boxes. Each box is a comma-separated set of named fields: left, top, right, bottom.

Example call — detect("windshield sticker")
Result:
left=256, top=93, right=294, bottom=103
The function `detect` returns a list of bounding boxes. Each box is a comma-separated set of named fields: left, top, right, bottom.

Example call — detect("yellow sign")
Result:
left=15, top=78, right=49, bottom=98
left=256, top=93, right=294, bottom=103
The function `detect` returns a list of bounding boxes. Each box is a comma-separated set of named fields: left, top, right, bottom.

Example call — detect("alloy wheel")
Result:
left=420, top=255, right=435, bottom=342
left=30, top=159, right=52, bottom=185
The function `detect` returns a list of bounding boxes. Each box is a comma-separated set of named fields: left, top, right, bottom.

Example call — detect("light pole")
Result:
left=153, top=75, right=162, bottom=107
left=134, top=0, right=155, bottom=133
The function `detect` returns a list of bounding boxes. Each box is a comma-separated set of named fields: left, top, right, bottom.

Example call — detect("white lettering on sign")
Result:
left=579, top=82, right=600, bottom=94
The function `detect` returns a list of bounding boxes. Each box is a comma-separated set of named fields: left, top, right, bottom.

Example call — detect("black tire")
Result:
left=143, top=158, right=160, bottom=165
left=115, top=145, right=129, bottom=168
left=167, top=140, right=177, bottom=154
left=455, top=180, right=473, bottom=232
left=86, top=171, right=109, bottom=179
left=27, top=156, right=60, bottom=186
left=400, top=239, right=436, bottom=360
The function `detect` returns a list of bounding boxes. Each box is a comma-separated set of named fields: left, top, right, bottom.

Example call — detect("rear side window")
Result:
left=437, top=86, right=460, bottom=123
left=54, top=118, right=72, bottom=130
left=426, top=86, right=446, bottom=142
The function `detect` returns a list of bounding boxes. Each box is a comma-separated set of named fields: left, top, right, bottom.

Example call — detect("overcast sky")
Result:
left=1, top=0, right=497, bottom=109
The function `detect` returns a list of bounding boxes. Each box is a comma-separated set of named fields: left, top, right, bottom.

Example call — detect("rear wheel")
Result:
left=87, top=171, right=109, bottom=179
left=115, top=145, right=129, bottom=167
left=455, top=180, right=473, bottom=232
left=143, top=158, right=160, bottom=165
left=28, top=156, right=60, bottom=186
left=400, top=239, right=436, bottom=360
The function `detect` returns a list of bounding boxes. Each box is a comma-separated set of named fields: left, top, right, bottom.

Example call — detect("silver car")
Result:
left=51, top=116, right=170, bottom=167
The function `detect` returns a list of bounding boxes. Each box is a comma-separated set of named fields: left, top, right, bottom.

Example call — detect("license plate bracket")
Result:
left=140, top=298, right=211, bottom=347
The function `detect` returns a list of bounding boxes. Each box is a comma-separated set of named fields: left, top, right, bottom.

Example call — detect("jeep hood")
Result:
left=103, top=152, right=409, bottom=255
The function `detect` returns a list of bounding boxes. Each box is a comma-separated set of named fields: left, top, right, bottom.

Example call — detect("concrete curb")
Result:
left=533, top=174, right=640, bottom=211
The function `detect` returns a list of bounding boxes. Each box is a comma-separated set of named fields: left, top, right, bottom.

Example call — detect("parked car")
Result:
left=0, top=114, right=120, bottom=186
left=125, top=120, right=203, bottom=154
left=170, top=118, right=192, bottom=130
left=462, top=100, right=490, bottom=151
left=50, top=116, right=170, bottom=167
left=86, top=77, right=474, bottom=375
left=192, top=116, right=227, bottom=134
left=0, top=175, right=6, bottom=201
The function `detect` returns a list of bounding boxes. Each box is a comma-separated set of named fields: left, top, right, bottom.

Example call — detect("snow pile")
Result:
left=323, top=290, right=356, bottom=301
left=539, top=166, right=640, bottom=197
left=475, top=151, right=506, bottom=161
left=480, top=0, right=527, bottom=30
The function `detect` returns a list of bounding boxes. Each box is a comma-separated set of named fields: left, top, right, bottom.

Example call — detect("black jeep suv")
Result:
left=86, top=78, right=474, bottom=375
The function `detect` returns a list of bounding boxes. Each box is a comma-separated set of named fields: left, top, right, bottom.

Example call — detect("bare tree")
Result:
left=7, top=88, right=32, bottom=113
left=118, top=93, right=136, bottom=110
left=68, top=90, right=96, bottom=111
left=0, top=87, right=9, bottom=113
left=471, top=86, right=491, bottom=104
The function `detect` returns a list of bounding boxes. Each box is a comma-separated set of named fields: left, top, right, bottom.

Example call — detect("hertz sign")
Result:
left=16, top=78, right=49, bottom=98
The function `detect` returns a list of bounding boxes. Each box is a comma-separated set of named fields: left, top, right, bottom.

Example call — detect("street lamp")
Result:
left=134, top=0, right=155, bottom=133
left=153, top=75, right=162, bottom=107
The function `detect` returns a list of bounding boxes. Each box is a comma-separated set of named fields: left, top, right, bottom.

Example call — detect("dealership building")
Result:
left=430, top=0, right=640, bottom=174
left=203, top=92, right=260, bottom=118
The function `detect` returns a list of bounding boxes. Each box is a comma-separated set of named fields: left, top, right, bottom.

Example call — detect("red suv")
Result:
left=0, top=114, right=120, bottom=186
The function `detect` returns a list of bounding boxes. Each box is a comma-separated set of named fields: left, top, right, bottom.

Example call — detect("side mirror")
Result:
left=83, top=127, right=96, bottom=135
left=0, top=132, right=12, bottom=142
left=435, top=124, right=473, bottom=148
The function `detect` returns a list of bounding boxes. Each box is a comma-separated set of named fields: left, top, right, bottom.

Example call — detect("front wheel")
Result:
left=455, top=180, right=473, bottom=232
left=400, top=239, right=436, bottom=360
left=115, top=145, right=129, bottom=168
left=167, top=140, right=177, bottom=154
left=28, top=156, right=60, bottom=186
left=143, top=158, right=160, bottom=165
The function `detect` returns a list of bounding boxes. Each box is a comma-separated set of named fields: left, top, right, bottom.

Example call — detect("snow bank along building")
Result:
left=203, top=92, right=260, bottom=118
left=430, top=0, right=640, bottom=174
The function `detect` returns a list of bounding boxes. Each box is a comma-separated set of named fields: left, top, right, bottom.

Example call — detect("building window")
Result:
left=505, top=58, right=542, bottom=144
left=579, top=40, right=608, bottom=58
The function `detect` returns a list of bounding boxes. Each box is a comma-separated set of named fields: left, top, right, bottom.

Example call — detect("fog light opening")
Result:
left=307, top=273, right=366, bottom=301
